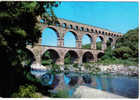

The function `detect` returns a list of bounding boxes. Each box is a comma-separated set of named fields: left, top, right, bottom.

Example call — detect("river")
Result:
left=31, top=69, right=138, bottom=98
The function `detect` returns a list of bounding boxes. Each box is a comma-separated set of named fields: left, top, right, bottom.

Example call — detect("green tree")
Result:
left=0, top=1, right=60, bottom=97
left=42, top=51, right=53, bottom=65
left=113, top=28, right=138, bottom=62
left=96, top=42, right=102, bottom=50
left=98, top=27, right=138, bottom=65
left=64, top=53, right=71, bottom=64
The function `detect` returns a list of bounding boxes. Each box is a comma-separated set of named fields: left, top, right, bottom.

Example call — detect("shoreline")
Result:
left=31, top=63, right=139, bottom=77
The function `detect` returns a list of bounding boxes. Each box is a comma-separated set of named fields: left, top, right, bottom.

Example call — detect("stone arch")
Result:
left=82, top=51, right=94, bottom=63
left=69, top=24, right=73, bottom=29
left=42, top=26, right=60, bottom=38
left=96, top=35, right=104, bottom=50
left=64, top=30, right=79, bottom=48
left=55, top=22, right=60, bottom=27
left=75, top=26, right=79, bottom=30
left=81, top=33, right=93, bottom=49
left=64, top=30, right=79, bottom=40
left=41, top=49, right=60, bottom=65
left=86, top=28, right=89, bottom=32
left=62, top=23, right=67, bottom=28
left=99, top=30, right=101, bottom=34
left=102, top=31, right=104, bottom=35
left=95, top=29, right=98, bottom=33
left=80, top=27, right=84, bottom=31
left=91, top=29, right=94, bottom=32
left=41, top=27, right=60, bottom=46
left=64, top=50, right=79, bottom=64
left=107, top=37, right=113, bottom=47
left=97, top=52, right=104, bottom=60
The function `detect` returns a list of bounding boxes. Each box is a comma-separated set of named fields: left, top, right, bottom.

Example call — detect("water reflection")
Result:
left=31, top=70, right=138, bottom=98
left=95, top=76, right=102, bottom=90
left=82, top=74, right=92, bottom=84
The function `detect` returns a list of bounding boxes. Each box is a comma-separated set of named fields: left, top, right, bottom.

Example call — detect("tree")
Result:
left=64, top=53, right=71, bottom=64
left=113, top=27, right=138, bottom=61
left=0, top=1, right=60, bottom=97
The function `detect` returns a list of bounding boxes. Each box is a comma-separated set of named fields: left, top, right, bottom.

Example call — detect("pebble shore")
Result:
left=31, top=63, right=138, bottom=76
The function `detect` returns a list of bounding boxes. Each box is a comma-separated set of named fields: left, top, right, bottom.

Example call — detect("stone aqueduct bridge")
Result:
left=27, top=17, right=123, bottom=65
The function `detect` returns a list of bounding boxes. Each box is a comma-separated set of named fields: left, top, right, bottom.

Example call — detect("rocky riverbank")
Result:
left=98, top=64, right=138, bottom=76
left=73, top=85, right=126, bottom=98
left=31, top=63, right=138, bottom=76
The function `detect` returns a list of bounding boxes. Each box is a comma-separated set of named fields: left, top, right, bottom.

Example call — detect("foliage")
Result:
left=96, top=58, right=138, bottom=66
left=0, top=1, right=60, bottom=97
left=101, top=47, right=115, bottom=60
left=96, top=42, right=102, bottom=50
left=113, top=46, right=133, bottom=59
left=42, top=51, right=53, bottom=65
left=64, top=53, right=72, bottom=64
left=11, top=84, right=41, bottom=98
left=82, top=44, right=90, bottom=49
left=84, top=63, right=91, bottom=70
left=51, top=64, right=61, bottom=73
left=83, top=63, right=101, bottom=74
left=73, top=63, right=78, bottom=68
left=113, top=27, right=138, bottom=62
left=98, top=27, right=138, bottom=66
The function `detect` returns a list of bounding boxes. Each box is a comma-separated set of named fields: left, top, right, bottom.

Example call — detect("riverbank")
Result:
left=31, top=63, right=139, bottom=77
left=73, top=85, right=126, bottom=98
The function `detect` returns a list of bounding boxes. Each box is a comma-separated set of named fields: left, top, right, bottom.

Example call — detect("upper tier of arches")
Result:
left=39, top=17, right=123, bottom=38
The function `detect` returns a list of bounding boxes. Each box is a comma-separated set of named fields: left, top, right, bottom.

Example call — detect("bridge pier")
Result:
left=57, top=38, right=64, bottom=47
left=102, top=42, right=107, bottom=50
left=76, top=40, right=82, bottom=48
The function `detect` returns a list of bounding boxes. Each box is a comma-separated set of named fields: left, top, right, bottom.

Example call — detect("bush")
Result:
left=51, top=64, right=61, bottom=73
left=73, top=63, right=78, bottom=68
left=11, top=84, right=41, bottom=98
left=84, top=63, right=91, bottom=69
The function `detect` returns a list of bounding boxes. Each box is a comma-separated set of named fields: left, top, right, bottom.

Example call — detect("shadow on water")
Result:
left=31, top=70, right=139, bottom=98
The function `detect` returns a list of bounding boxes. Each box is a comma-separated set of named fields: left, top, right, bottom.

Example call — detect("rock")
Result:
left=128, top=66, right=137, bottom=70
left=73, top=86, right=126, bottom=98
left=31, top=63, right=47, bottom=70
left=60, top=66, right=64, bottom=71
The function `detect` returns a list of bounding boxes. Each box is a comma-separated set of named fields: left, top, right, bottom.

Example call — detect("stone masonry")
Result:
left=26, top=16, right=123, bottom=65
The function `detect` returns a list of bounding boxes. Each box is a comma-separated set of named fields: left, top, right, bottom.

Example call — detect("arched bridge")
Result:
left=27, top=16, right=123, bottom=65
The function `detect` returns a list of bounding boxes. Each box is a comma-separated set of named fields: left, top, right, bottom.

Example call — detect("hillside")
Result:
left=98, top=27, right=139, bottom=66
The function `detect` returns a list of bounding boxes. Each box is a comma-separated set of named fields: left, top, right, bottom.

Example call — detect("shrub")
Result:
left=84, top=63, right=91, bottom=69
left=11, top=84, right=41, bottom=98
left=51, top=64, right=61, bottom=73
left=73, top=63, right=78, bottom=68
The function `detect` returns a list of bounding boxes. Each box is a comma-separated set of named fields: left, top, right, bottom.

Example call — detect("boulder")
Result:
left=73, top=86, right=126, bottom=98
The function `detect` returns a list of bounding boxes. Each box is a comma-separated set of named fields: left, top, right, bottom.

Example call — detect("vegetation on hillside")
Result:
left=82, top=44, right=91, bottom=49
left=82, top=42, right=102, bottom=50
left=98, top=27, right=139, bottom=66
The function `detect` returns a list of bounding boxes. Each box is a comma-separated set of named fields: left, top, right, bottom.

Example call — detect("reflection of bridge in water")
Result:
left=27, top=16, right=123, bottom=65
left=37, top=72, right=138, bottom=98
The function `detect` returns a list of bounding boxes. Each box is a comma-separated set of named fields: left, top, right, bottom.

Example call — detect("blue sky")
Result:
left=42, top=2, right=138, bottom=47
